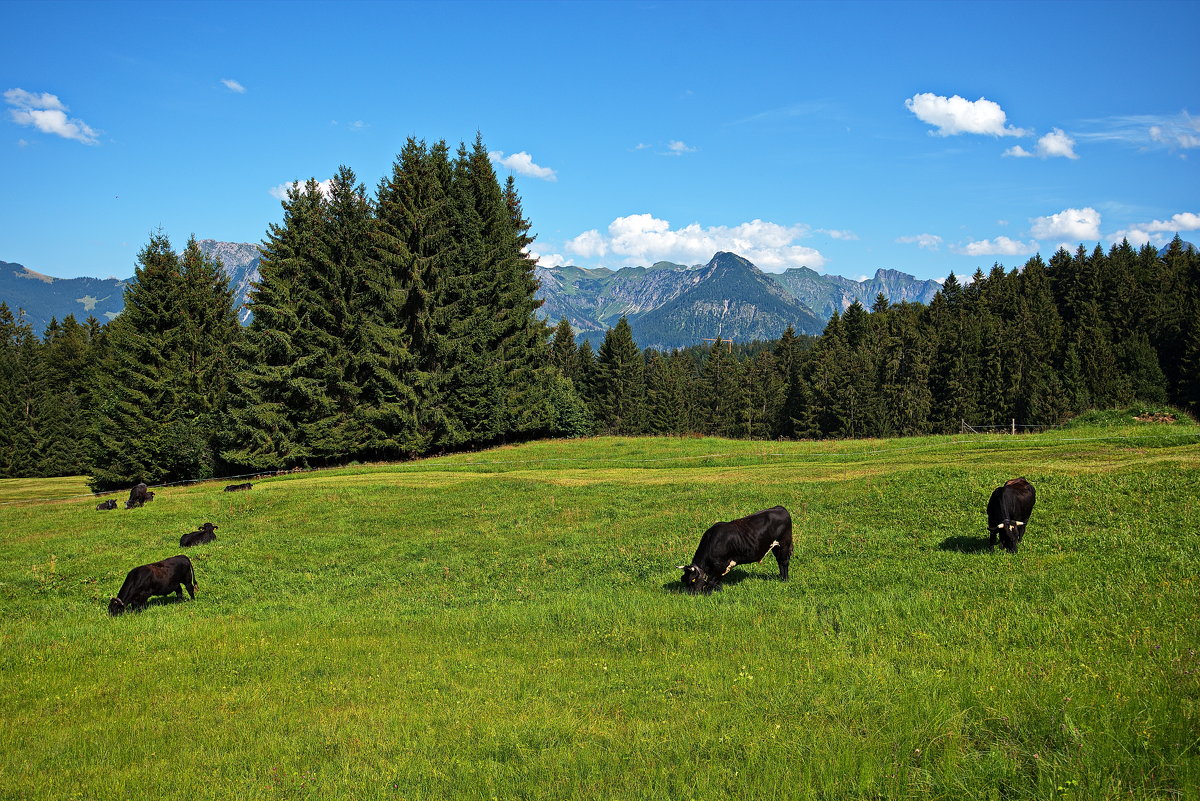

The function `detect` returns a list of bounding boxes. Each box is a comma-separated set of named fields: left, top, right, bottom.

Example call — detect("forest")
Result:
left=0, top=134, right=1197, bottom=486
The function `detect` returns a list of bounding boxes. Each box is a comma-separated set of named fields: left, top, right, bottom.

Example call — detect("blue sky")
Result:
left=3, top=0, right=1198, bottom=282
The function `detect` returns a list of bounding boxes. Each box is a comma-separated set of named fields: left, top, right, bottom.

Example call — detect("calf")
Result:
left=108, top=555, right=196, bottom=615
left=96, top=499, right=117, bottom=511
left=180, top=522, right=218, bottom=547
left=224, top=482, right=253, bottom=492
left=987, top=477, right=1036, bottom=552
left=678, top=506, right=793, bottom=594
left=125, top=482, right=152, bottom=509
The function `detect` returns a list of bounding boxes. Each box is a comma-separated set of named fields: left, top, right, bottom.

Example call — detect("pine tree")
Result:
left=92, top=231, right=237, bottom=489
left=593, top=317, right=645, bottom=434
left=222, top=180, right=342, bottom=470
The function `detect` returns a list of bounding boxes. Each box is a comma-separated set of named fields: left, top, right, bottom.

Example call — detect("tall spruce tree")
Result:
left=91, top=232, right=237, bottom=489
left=223, top=180, right=345, bottom=470
left=593, top=317, right=645, bottom=434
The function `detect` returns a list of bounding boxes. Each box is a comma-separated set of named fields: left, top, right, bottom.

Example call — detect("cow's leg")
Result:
left=989, top=529, right=997, bottom=549
left=774, top=540, right=792, bottom=580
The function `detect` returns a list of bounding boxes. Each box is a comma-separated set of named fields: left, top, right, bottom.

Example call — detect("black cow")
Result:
left=125, top=482, right=153, bottom=509
left=96, top=499, right=117, bottom=511
left=224, top=482, right=253, bottom=492
left=678, top=506, right=793, bottom=594
left=180, top=522, right=218, bottom=547
left=108, top=555, right=196, bottom=615
left=987, top=477, right=1036, bottom=552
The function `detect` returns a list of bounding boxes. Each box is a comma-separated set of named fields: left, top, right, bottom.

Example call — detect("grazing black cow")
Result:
left=96, top=499, right=117, bottom=511
left=180, top=522, right=217, bottom=547
left=987, top=477, right=1036, bottom=552
left=125, top=482, right=152, bottom=509
left=108, top=555, right=196, bottom=615
left=224, top=482, right=252, bottom=492
left=678, top=506, right=793, bottom=594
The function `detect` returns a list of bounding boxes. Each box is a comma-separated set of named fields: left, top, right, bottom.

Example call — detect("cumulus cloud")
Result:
left=958, top=236, right=1038, bottom=256
left=4, top=88, right=98, bottom=144
left=489, top=150, right=557, bottom=181
left=905, top=92, right=1029, bottom=137
left=665, top=140, right=698, bottom=156
left=565, top=213, right=826, bottom=272
left=1110, top=212, right=1200, bottom=247
left=566, top=229, right=608, bottom=258
left=529, top=250, right=568, bottom=268
left=221, top=78, right=246, bottom=94
left=897, top=233, right=943, bottom=250
left=1030, top=207, right=1101, bottom=241
left=1004, top=128, right=1078, bottom=159
left=268, top=179, right=334, bottom=201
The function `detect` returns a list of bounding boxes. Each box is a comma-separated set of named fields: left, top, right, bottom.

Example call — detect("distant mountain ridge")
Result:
left=20, top=240, right=1156, bottom=349
left=0, top=240, right=261, bottom=333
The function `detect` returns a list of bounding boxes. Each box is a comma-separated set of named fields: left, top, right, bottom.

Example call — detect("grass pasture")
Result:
left=1, top=416, right=1199, bottom=799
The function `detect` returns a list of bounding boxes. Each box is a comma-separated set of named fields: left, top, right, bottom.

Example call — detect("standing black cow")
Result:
left=987, top=477, right=1036, bottom=552
left=180, top=522, right=218, bottom=547
left=678, top=506, right=793, bottom=594
left=96, top=499, right=117, bottom=511
left=125, top=482, right=152, bottom=509
left=108, top=555, right=196, bottom=615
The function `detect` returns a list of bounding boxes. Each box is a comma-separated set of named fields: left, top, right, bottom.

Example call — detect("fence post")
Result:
left=1011, top=419, right=1016, bottom=435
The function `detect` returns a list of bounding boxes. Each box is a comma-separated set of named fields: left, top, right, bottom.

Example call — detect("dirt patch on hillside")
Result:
left=1134, top=413, right=1177, bottom=423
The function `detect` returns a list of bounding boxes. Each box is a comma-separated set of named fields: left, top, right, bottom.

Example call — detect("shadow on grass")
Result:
left=660, top=567, right=786, bottom=593
left=937, top=535, right=993, bottom=554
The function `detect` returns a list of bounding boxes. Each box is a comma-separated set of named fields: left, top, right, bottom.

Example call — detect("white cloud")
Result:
left=268, top=179, right=334, bottom=201
left=819, top=228, right=858, bottom=240
left=1030, top=207, right=1101, bottom=241
left=957, top=236, right=1038, bottom=256
left=1037, top=128, right=1078, bottom=159
left=897, top=233, right=943, bottom=250
left=905, top=92, right=1029, bottom=137
left=1139, top=212, right=1200, bottom=233
left=529, top=250, right=568, bottom=268
left=1006, top=128, right=1078, bottom=159
left=489, top=150, right=557, bottom=181
left=4, top=88, right=98, bottom=144
left=665, top=139, right=698, bottom=156
left=566, top=229, right=608, bottom=258
left=1110, top=212, right=1200, bottom=247
left=221, top=78, right=246, bottom=94
left=632, top=142, right=651, bottom=150
left=565, top=214, right=826, bottom=272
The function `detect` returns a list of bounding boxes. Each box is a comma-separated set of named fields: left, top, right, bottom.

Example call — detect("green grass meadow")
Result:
left=2, top=415, right=1199, bottom=799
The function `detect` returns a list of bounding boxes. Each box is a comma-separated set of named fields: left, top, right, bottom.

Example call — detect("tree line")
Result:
left=1, top=146, right=1198, bottom=484
left=555, top=237, right=1199, bottom=439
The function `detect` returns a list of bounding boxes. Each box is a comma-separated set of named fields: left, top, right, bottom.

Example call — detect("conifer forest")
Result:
left=1, top=136, right=1198, bottom=487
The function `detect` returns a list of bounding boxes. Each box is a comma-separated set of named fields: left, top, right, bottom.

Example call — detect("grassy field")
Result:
left=1, top=413, right=1198, bottom=800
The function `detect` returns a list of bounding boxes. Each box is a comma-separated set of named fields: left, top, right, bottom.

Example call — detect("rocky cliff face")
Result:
left=196, top=239, right=260, bottom=324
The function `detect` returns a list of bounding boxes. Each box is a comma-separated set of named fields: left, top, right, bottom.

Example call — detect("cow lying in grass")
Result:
left=224, top=482, right=252, bottom=492
left=678, top=506, right=793, bottom=594
left=108, top=555, right=196, bottom=615
left=96, top=499, right=117, bottom=511
left=180, top=522, right=217, bottom=547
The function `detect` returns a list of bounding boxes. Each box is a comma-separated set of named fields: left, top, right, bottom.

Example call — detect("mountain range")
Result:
left=0, top=240, right=998, bottom=349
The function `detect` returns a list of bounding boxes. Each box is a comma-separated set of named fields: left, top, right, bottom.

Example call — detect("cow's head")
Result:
left=995, top=520, right=1026, bottom=552
left=108, top=597, right=127, bottom=616
left=677, top=564, right=716, bottom=594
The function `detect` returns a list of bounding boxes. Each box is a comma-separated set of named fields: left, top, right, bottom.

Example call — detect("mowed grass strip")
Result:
left=1, top=419, right=1198, bottom=799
